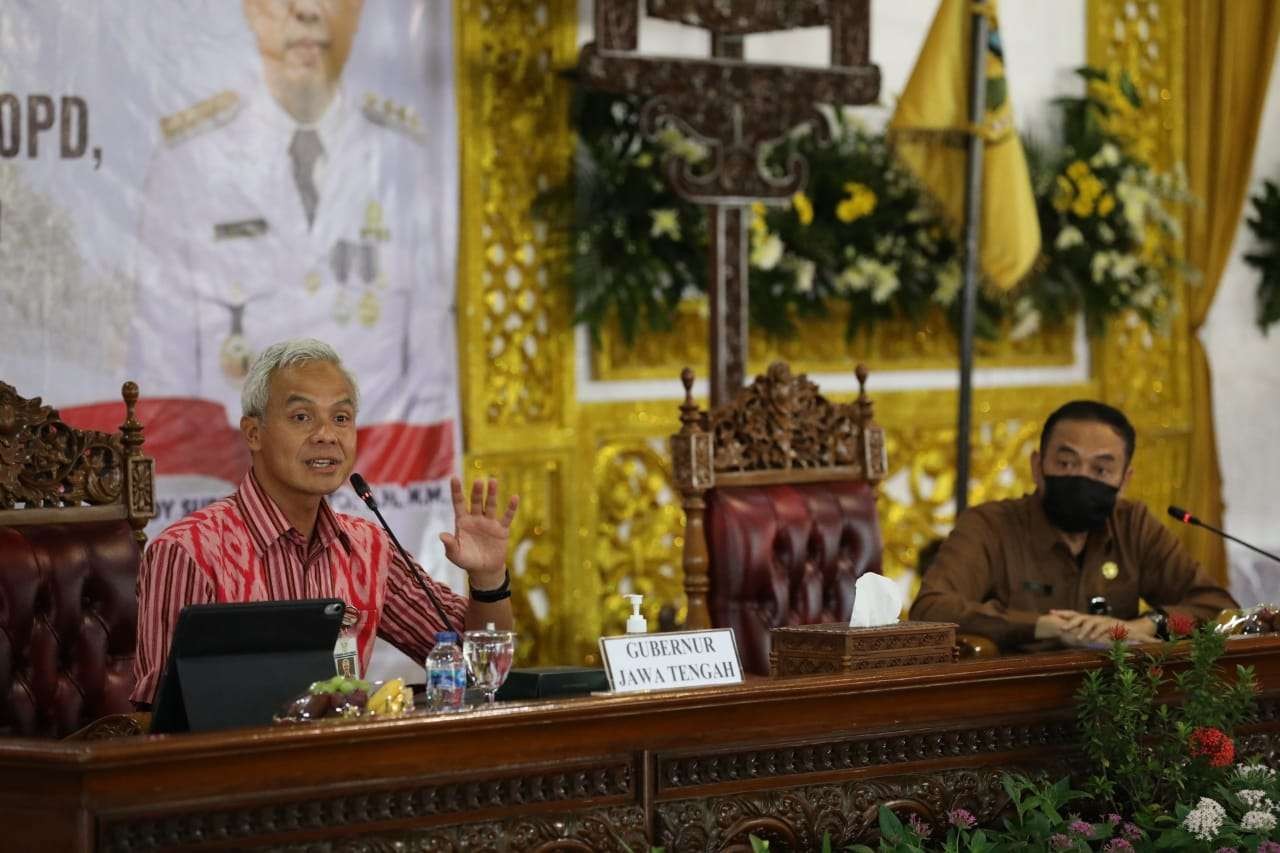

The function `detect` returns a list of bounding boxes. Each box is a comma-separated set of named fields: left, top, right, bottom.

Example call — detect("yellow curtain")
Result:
left=1182, top=1, right=1280, bottom=583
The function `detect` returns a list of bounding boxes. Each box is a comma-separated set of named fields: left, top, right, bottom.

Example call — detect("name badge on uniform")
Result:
left=214, top=218, right=269, bottom=240
left=334, top=634, right=359, bottom=678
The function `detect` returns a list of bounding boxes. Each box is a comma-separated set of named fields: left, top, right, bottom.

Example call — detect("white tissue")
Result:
left=849, top=573, right=904, bottom=628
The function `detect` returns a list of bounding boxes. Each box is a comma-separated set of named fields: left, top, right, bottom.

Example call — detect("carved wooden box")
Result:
left=769, top=622, right=958, bottom=677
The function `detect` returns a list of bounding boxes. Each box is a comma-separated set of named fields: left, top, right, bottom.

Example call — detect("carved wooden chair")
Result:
left=0, top=381, right=155, bottom=737
left=670, top=362, right=888, bottom=674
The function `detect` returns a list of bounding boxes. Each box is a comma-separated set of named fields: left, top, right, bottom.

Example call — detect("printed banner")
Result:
left=0, top=1, right=462, bottom=601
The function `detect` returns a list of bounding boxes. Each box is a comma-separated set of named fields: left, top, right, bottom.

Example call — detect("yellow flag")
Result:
left=888, top=0, right=1040, bottom=289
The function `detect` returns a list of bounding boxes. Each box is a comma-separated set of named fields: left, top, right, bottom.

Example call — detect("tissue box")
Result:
left=769, top=621, right=958, bottom=677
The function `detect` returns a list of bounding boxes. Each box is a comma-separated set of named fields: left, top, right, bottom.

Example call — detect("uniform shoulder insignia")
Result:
left=361, top=92, right=426, bottom=144
left=159, top=91, right=241, bottom=145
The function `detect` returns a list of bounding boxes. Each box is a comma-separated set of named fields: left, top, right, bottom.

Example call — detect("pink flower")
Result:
left=1258, top=842, right=1280, bottom=853
left=1121, top=822, right=1143, bottom=841
left=947, top=808, right=976, bottom=830
left=1069, top=819, right=1093, bottom=835
left=907, top=813, right=932, bottom=838
left=1104, top=840, right=1134, bottom=852
left=1109, top=623, right=1129, bottom=642
left=1105, top=813, right=1122, bottom=825
left=1049, top=833, right=1073, bottom=850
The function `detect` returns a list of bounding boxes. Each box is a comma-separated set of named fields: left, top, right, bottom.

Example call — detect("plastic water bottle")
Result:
left=425, top=632, right=466, bottom=711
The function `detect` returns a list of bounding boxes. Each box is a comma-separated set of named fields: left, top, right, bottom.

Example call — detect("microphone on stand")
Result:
left=1167, top=505, right=1280, bottom=565
left=350, top=472, right=460, bottom=639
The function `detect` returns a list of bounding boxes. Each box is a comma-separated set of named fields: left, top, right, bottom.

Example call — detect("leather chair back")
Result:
left=0, top=381, right=155, bottom=737
left=706, top=480, right=882, bottom=675
left=671, top=363, right=888, bottom=674
left=0, top=521, right=141, bottom=737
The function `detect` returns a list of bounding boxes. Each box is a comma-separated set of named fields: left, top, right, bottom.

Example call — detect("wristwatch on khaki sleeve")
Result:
left=1144, top=609, right=1169, bottom=640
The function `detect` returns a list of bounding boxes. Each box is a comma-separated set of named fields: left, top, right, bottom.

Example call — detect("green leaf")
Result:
left=879, top=806, right=906, bottom=840
left=967, top=829, right=992, bottom=853
left=749, top=835, right=770, bottom=853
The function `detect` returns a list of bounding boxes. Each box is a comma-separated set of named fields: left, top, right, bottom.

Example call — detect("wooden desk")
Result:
left=4, top=637, right=1280, bottom=852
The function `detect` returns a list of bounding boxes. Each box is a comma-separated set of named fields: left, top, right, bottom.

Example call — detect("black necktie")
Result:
left=289, top=129, right=324, bottom=228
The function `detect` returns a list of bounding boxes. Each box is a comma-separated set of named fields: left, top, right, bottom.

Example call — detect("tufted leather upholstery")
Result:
left=706, top=481, right=883, bottom=675
left=0, top=521, right=140, bottom=737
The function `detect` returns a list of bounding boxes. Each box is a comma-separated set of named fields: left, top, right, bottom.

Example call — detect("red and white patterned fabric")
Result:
left=131, top=470, right=465, bottom=705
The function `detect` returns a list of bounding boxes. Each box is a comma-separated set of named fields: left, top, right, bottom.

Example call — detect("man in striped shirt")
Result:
left=132, top=339, right=516, bottom=706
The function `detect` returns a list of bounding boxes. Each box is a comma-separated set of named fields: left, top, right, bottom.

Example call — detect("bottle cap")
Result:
left=624, top=594, right=646, bottom=634
left=435, top=631, right=457, bottom=644
left=485, top=621, right=496, bottom=631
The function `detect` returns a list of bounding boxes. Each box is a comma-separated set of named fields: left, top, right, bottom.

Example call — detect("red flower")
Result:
left=1109, top=623, right=1129, bottom=642
left=1168, top=612, right=1196, bottom=637
left=1188, top=726, right=1235, bottom=767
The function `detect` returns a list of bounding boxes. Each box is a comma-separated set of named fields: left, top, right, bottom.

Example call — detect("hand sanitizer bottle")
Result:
left=624, top=594, right=647, bottom=634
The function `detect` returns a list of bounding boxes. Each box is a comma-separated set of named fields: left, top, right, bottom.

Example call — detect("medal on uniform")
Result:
left=1101, top=561, right=1119, bottom=581
left=355, top=240, right=381, bottom=327
left=329, top=239, right=354, bottom=324
left=332, top=290, right=353, bottom=325
left=219, top=288, right=254, bottom=381
left=358, top=290, right=380, bottom=327
left=361, top=200, right=389, bottom=242
left=330, top=240, right=351, bottom=283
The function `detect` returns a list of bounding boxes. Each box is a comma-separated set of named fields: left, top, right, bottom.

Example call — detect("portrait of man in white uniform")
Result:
left=130, top=0, right=455, bottom=434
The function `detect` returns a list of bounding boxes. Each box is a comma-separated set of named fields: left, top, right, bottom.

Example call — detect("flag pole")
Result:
left=955, top=7, right=989, bottom=516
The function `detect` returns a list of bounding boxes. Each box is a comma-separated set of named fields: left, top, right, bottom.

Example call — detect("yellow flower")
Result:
left=791, top=192, right=814, bottom=226
left=836, top=182, right=877, bottom=223
left=649, top=208, right=681, bottom=240
left=750, top=234, right=783, bottom=270
left=1066, top=160, right=1091, bottom=181
left=1053, top=175, right=1074, bottom=212
left=750, top=201, right=768, bottom=239
left=1077, top=175, right=1104, bottom=202
left=1071, top=194, right=1095, bottom=218
left=1097, top=194, right=1116, bottom=216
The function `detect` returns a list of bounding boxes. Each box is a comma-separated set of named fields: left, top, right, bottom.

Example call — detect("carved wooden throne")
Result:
left=0, top=381, right=156, bottom=736
left=670, top=362, right=888, bottom=674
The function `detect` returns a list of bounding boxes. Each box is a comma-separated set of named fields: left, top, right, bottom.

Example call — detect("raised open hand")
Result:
left=439, top=476, right=519, bottom=587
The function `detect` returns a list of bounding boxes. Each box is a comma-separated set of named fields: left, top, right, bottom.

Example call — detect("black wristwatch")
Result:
left=1145, top=609, right=1169, bottom=640
left=470, top=570, right=512, bottom=603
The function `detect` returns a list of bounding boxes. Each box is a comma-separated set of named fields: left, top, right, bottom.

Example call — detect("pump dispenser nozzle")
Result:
left=624, top=594, right=647, bottom=634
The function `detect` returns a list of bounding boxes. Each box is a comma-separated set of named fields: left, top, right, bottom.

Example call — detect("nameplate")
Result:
left=598, top=629, right=743, bottom=694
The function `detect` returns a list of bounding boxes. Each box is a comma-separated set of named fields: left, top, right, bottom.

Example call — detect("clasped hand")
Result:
left=1035, top=609, right=1157, bottom=646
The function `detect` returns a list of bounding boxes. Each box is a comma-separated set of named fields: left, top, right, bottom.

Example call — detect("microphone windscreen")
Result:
left=349, top=473, right=374, bottom=503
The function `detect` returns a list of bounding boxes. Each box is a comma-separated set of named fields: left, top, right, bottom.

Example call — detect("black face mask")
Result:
left=1040, top=474, right=1119, bottom=533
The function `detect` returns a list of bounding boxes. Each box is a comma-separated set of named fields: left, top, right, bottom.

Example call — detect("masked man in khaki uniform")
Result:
left=910, top=400, right=1236, bottom=651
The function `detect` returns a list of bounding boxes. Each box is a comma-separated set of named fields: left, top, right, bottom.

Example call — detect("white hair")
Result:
left=240, top=338, right=360, bottom=419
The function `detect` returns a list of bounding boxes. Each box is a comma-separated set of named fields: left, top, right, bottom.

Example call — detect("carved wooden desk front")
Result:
left=4, top=637, right=1280, bottom=852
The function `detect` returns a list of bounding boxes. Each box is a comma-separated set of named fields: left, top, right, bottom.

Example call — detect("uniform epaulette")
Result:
left=159, top=91, right=241, bottom=144
left=361, top=92, right=425, bottom=144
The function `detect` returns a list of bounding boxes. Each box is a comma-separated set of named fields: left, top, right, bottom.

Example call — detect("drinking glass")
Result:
left=462, top=627, right=516, bottom=704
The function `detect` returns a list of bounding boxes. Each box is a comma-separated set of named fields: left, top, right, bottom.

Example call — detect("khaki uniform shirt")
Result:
left=908, top=493, right=1237, bottom=650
